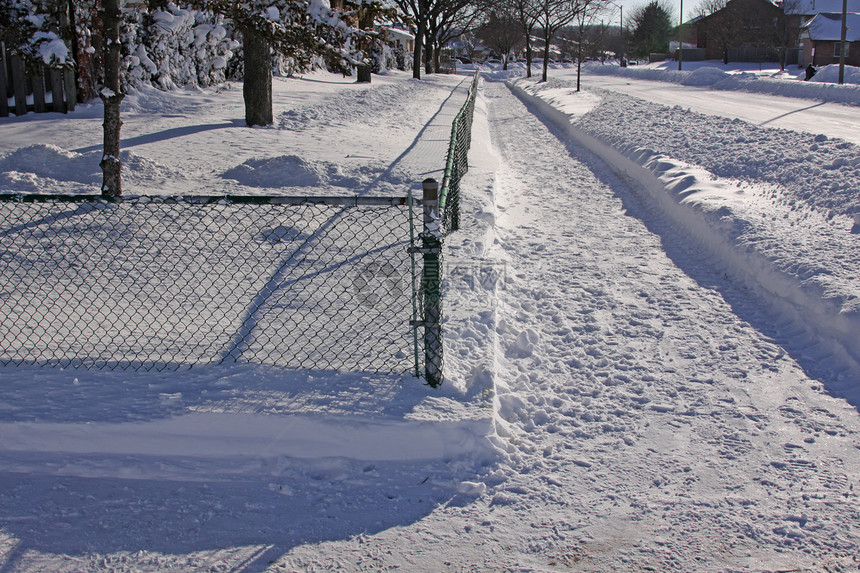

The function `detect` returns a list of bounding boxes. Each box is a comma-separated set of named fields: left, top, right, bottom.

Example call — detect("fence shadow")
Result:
left=0, top=360, right=489, bottom=569
left=71, top=121, right=239, bottom=154
left=0, top=362, right=425, bottom=425
left=0, top=454, right=463, bottom=571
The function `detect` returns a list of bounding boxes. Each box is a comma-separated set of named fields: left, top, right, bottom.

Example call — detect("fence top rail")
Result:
left=0, top=193, right=425, bottom=207
left=439, top=70, right=480, bottom=213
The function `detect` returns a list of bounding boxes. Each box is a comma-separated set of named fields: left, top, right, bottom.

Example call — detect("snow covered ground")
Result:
left=1, top=61, right=859, bottom=571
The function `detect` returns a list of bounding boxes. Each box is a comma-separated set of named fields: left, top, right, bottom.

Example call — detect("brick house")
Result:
left=799, top=12, right=860, bottom=66
left=694, top=0, right=784, bottom=62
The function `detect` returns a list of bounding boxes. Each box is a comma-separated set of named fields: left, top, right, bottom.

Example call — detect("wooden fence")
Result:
left=1, top=44, right=76, bottom=118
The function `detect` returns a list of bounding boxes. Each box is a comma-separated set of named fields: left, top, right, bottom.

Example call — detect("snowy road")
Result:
left=575, top=71, right=860, bottom=145
left=273, top=81, right=860, bottom=570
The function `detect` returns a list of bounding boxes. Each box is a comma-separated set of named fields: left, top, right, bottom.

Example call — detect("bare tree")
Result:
left=768, top=0, right=803, bottom=70
left=570, top=0, right=609, bottom=90
left=529, top=0, right=582, bottom=81
left=477, top=7, right=526, bottom=68
left=393, top=0, right=432, bottom=78
left=509, top=0, right=540, bottom=77
left=428, top=0, right=485, bottom=73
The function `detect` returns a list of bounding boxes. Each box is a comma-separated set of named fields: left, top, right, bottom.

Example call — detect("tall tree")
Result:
left=395, top=0, right=482, bottom=77
left=529, top=0, right=582, bottom=81
left=393, top=0, right=430, bottom=78
left=427, top=0, right=484, bottom=73
left=100, top=0, right=124, bottom=196
left=569, top=0, right=607, bottom=90
left=629, top=0, right=673, bottom=58
left=180, top=0, right=391, bottom=126
left=509, top=0, right=539, bottom=77
left=477, top=8, right=525, bottom=68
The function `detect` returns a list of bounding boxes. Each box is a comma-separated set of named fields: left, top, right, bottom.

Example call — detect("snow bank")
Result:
left=0, top=144, right=184, bottom=192
left=0, top=412, right=491, bottom=463
left=510, top=78, right=860, bottom=387
left=221, top=155, right=411, bottom=191
left=583, top=61, right=860, bottom=106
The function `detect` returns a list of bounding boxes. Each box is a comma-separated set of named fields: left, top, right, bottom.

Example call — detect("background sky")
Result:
left=610, top=0, right=707, bottom=26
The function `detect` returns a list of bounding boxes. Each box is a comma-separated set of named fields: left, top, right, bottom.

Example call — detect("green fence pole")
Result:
left=422, top=178, right=443, bottom=387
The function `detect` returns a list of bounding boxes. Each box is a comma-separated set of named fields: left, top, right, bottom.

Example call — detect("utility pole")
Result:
left=838, top=0, right=847, bottom=84
left=678, top=0, right=683, bottom=70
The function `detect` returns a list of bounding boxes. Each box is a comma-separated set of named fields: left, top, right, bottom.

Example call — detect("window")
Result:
left=834, top=42, right=849, bottom=57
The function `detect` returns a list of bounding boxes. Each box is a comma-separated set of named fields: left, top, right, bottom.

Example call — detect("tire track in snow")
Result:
left=481, top=81, right=860, bottom=570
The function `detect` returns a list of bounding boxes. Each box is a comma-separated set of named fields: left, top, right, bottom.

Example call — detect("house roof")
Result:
left=695, top=0, right=781, bottom=24
left=802, top=12, right=860, bottom=40
left=785, top=0, right=860, bottom=15
left=382, top=27, right=414, bottom=42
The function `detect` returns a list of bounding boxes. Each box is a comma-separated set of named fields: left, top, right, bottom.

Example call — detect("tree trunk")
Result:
left=576, top=45, right=583, bottom=91
left=356, top=10, right=373, bottom=83
left=243, top=29, right=273, bottom=127
left=425, top=40, right=434, bottom=75
left=525, top=25, right=534, bottom=78
left=541, top=35, right=551, bottom=82
left=413, top=21, right=424, bottom=79
left=72, top=2, right=99, bottom=102
left=100, top=0, right=123, bottom=197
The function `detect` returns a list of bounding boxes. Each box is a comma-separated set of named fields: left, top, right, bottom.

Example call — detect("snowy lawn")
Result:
left=1, top=62, right=859, bottom=570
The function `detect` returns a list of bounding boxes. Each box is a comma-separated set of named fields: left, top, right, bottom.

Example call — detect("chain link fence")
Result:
left=0, top=72, right=481, bottom=384
left=0, top=194, right=420, bottom=373
left=440, top=70, right=480, bottom=234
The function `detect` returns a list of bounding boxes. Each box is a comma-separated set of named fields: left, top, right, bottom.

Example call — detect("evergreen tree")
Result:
left=629, top=0, right=673, bottom=58
left=179, top=0, right=393, bottom=126
left=0, top=0, right=76, bottom=71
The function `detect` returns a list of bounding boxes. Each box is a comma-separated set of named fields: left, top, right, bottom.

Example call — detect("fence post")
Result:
left=0, top=47, right=9, bottom=117
left=50, top=68, right=65, bottom=113
left=11, top=56, right=27, bottom=116
left=422, top=178, right=443, bottom=387
left=64, top=68, right=76, bottom=112
left=32, top=65, right=47, bottom=113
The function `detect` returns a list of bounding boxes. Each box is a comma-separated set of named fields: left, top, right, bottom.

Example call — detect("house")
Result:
left=383, top=27, right=415, bottom=53
left=799, top=12, right=860, bottom=66
left=785, top=0, right=860, bottom=65
left=694, top=0, right=785, bottom=62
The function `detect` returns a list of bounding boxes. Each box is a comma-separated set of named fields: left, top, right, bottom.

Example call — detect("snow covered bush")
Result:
left=0, top=0, right=75, bottom=69
left=120, top=4, right=240, bottom=90
left=1, top=0, right=239, bottom=98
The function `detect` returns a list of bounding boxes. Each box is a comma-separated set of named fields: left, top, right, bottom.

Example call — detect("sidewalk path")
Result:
left=385, top=74, right=471, bottom=187
left=277, top=74, right=860, bottom=573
